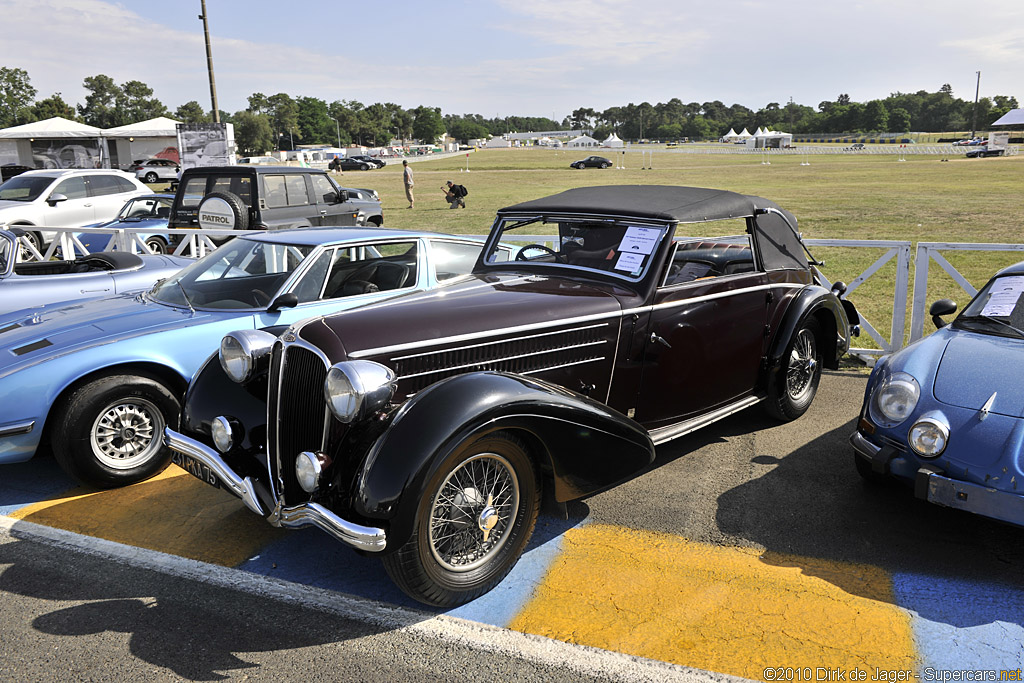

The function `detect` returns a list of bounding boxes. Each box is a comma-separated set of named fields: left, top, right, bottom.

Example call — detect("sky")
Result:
left=3, top=0, right=1022, bottom=121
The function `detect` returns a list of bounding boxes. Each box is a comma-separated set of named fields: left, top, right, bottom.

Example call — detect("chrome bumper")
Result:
left=164, top=428, right=387, bottom=552
left=849, top=430, right=895, bottom=474
left=919, top=469, right=1024, bottom=527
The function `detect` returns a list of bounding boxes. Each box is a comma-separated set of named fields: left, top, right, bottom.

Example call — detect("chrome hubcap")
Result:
left=90, top=398, right=165, bottom=470
left=786, top=329, right=818, bottom=402
left=428, top=453, right=519, bottom=572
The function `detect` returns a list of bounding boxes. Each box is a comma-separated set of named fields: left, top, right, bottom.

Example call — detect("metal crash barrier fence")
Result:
left=7, top=226, right=1024, bottom=363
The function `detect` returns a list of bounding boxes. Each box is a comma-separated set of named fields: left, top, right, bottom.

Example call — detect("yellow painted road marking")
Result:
left=9, top=466, right=282, bottom=566
left=508, top=525, right=916, bottom=680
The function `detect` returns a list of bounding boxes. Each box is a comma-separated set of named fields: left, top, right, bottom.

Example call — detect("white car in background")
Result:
left=237, top=156, right=279, bottom=164
left=0, top=169, right=150, bottom=254
left=131, top=158, right=181, bottom=184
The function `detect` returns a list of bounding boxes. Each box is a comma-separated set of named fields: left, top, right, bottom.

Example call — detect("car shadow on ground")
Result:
left=0, top=534, right=414, bottom=681
left=714, top=416, right=1024, bottom=628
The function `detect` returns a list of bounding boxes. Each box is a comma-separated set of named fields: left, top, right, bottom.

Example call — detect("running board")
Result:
left=648, top=395, right=765, bottom=446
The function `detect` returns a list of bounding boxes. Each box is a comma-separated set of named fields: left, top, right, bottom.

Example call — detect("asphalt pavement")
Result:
left=1, top=369, right=1022, bottom=680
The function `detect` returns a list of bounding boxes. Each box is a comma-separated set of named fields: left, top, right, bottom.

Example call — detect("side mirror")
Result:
left=337, top=189, right=349, bottom=203
left=268, top=292, right=298, bottom=313
left=47, top=193, right=69, bottom=205
left=929, top=298, right=957, bottom=329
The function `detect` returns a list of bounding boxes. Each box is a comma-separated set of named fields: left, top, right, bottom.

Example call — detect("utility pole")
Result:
left=970, top=70, right=981, bottom=138
left=199, top=0, right=220, bottom=123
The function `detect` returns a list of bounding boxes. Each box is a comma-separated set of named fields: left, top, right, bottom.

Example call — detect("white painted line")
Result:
left=2, top=516, right=749, bottom=683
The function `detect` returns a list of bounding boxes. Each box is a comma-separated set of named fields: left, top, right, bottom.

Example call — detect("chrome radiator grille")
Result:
left=268, top=341, right=329, bottom=502
left=390, top=323, right=611, bottom=394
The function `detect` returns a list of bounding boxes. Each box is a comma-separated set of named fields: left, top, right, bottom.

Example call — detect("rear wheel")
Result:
left=766, top=318, right=822, bottom=421
left=144, top=236, right=168, bottom=254
left=51, top=374, right=180, bottom=488
left=382, top=431, right=540, bottom=606
left=11, top=227, right=42, bottom=260
left=144, top=171, right=159, bottom=184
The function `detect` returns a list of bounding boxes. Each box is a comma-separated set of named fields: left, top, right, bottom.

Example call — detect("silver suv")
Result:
left=0, top=169, right=150, bottom=252
left=168, top=166, right=384, bottom=234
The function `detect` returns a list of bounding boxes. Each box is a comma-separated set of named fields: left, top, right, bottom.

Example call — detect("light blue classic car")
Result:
left=77, top=193, right=175, bottom=254
left=852, top=261, right=1024, bottom=526
left=0, top=228, right=508, bottom=488
left=0, top=228, right=191, bottom=317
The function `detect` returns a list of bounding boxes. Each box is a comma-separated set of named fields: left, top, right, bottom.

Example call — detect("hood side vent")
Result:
left=12, top=339, right=52, bottom=356
left=391, top=323, right=611, bottom=393
left=0, top=324, right=20, bottom=335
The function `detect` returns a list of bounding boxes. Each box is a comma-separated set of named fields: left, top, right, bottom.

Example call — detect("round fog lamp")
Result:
left=908, top=417, right=948, bottom=457
left=211, top=416, right=234, bottom=453
left=296, top=451, right=327, bottom=493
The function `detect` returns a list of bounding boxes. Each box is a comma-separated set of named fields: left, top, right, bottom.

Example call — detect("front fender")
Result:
left=768, top=286, right=851, bottom=371
left=353, top=371, right=654, bottom=551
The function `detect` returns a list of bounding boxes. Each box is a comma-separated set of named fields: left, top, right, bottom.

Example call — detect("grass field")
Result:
left=344, top=148, right=1023, bottom=350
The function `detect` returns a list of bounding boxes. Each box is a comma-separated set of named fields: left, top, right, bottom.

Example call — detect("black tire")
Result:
left=144, top=236, right=168, bottom=254
left=382, top=431, right=540, bottom=607
left=143, top=171, right=159, bottom=184
left=11, top=227, right=42, bottom=260
left=854, top=452, right=886, bottom=485
left=765, top=317, right=822, bottom=421
left=51, top=374, right=180, bottom=488
left=199, top=191, right=249, bottom=231
left=600, top=163, right=610, bottom=168
left=360, top=164, right=370, bottom=170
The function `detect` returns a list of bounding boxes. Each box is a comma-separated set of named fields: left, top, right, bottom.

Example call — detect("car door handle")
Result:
left=650, top=332, right=672, bottom=349
left=319, top=210, right=328, bottom=216
left=80, top=287, right=111, bottom=293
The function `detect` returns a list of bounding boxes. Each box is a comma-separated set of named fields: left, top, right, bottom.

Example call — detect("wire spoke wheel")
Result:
left=89, top=397, right=165, bottom=470
left=786, top=328, right=818, bottom=403
left=428, top=452, right=519, bottom=572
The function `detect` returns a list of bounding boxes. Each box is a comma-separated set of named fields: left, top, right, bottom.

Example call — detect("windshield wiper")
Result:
left=175, top=279, right=195, bottom=314
left=958, top=315, right=1024, bottom=337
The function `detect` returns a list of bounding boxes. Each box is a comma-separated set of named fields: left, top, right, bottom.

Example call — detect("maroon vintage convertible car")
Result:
left=166, top=185, right=859, bottom=606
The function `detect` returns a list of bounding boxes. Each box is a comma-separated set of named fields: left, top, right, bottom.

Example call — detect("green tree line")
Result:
left=1, top=66, right=1018, bottom=155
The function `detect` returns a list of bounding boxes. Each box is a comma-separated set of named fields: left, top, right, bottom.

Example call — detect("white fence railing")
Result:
left=650, top=144, right=1019, bottom=157
left=7, top=226, right=1021, bottom=362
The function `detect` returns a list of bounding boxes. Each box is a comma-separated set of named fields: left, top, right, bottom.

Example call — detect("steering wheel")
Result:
left=515, top=244, right=564, bottom=262
left=252, top=289, right=272, bottom=307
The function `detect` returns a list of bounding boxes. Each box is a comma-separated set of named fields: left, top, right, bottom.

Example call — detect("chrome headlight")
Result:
left=296, top=451, right=331, bottom=493
left=219, top=330, right=277, bottom=383
left=870, top=371, right=920, bottom=427
left=908, top=415, right=949, bottom=457
left=211, top=416, right=235, bottom=453
left=323, top=360, right=397, bottom=423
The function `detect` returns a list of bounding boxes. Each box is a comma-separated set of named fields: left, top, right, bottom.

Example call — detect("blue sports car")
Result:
left=0, top=228, right=191, bottom=317
left=77, top=193, right=175, bottom=255
left=0, top=228, right=510, bottom=488
left=852, top=261, right=1024, bottom=526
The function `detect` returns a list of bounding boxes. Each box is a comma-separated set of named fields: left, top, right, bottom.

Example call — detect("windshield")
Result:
left=118, top=196, right=173, bottom=221
left=0, top=176, right=55, bottom=202
left=482, top=216, right=669, bottom=281
left=149, top=237, right=314, bottom=309
left=956, top=274, right=1024, bottom=339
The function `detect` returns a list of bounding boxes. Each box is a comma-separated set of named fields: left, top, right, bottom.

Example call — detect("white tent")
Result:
left=745, top=131, right=793, bottom=149
left=991, top=109, right=1024, bottom=126
left=485, top=137, right=511, bottom=148
left=0, top=116, right=102, bottom=139
left=721, top=128, right=740, bottom=142
left=104, top=116, right=181, bottom=138
left=568, top=135, right=599, bottom=148
left=737, top=128, right=752, bottom=138
left=602, top=133, right=624, bottom=148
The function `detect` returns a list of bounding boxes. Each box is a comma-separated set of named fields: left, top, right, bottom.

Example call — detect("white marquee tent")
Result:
left=602, top=133, right=624, bottom=148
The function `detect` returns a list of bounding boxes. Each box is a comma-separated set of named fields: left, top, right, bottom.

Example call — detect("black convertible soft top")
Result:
left=498, top=185, right=791, bottom=225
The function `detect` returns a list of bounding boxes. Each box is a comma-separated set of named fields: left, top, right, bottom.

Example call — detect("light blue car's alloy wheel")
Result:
left=786, top=327, right=819, bottom=404
left=89, top=396, right=166, bottom=470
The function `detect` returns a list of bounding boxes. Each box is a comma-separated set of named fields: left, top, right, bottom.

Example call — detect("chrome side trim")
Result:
left=648, top=395, right=764, bottom=446
left=396, top=340, right=607, bottom=380
left=0, top=420, right=35, bottom=437
left=349, top=309, right=624, bottom=360
left=271, top=502, right=387, bottom=552
left=164, top=428, right=266, bottom=517
left=520, top=356, right=607, bottom=375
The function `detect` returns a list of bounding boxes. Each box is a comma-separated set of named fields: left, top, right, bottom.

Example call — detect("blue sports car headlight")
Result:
left=869, top=371, right=920, bottom=428
left=908, top=414, right=949, bottom=457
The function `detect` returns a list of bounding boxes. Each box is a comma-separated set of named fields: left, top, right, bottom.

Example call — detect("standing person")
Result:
left=444, top=180, right=467, bottom=209
left=402, top=160, right=414, bottom=209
